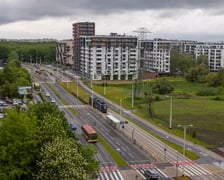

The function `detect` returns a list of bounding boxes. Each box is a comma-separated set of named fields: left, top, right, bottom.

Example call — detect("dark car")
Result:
left=143, top=169, right=159, bottom=180
left=69, top=123, right=77, bottom=131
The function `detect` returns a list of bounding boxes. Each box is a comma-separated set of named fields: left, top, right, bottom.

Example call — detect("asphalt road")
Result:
left=30, top=65, right=224, bottom=179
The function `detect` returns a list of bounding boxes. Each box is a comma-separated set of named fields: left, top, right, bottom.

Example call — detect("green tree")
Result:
left=152, top=78, right=174, bottom=95
left=185, top=63, right=209, bottom=83
left=36, top=138, right=87, bottom=180
left=197, top=55, right=208, bottom=65
left=0, top=110, right=38, bottom=179
left=79, top=144, right=99, bottom=179
left=144, top=92, right=154, bottom=117
left=36, top=114, right=67, bottom=145
left=0, top=62, right=32, bottom=98
left=170, top=47, right=182, bottom=75
left=206, top=72, right=219, bottom=86
left=0, top=45, right=10, bottom=61
left=179, top=54, right=196, bottom=74
left=217, top=67, right=224, bottom=87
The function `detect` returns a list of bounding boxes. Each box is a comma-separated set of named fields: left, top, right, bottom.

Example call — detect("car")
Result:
left=51, top=98, right=56, bottom=104
left=69, top=123, right=77, bottom=131
left=0, top=100, right=6, bottom=106
left=45, top=92, right=50, bottom=97
left=13, top=99, right=19, bottom=106
left=0, top=113, right=4, bottom=119
left=143, top=169, right=159, bottom=180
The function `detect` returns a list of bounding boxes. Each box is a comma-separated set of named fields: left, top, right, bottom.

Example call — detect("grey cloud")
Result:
left=1, top=0, right=224, bottom=25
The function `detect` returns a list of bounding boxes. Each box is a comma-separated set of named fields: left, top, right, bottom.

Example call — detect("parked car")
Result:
left=0, top=113, right=4, bottom=119
left=13, top=99, right=19, bottom=106
left=0, top=100, right=6, bottom=106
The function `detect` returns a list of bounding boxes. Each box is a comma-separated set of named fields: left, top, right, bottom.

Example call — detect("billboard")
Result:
left=18, top=86, right=32, bottom=95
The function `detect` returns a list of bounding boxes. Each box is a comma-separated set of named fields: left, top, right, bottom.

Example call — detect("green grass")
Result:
left=91, top=77, right=224, bottom=149
left=98, top=136, right=127, bottom=166
left=60, top=81, right=89, bottom=104
left=59, top=77, right=224, bottom=159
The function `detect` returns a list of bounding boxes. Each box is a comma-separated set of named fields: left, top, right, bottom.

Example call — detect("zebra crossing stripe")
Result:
left=136, top=169, right=147, bottom=179
left=187, top=165, right=205, bottom=176
left=156, top=168, right=169, bottom=178
left=103, top=172, right=110, bottom=180
left=112, top=171, right=119, bottom=180
left=181, top=166, right=195, bottom=176
left=116, top=171, right=124, bottom=180
left=193, top=164, right=212, bottom=175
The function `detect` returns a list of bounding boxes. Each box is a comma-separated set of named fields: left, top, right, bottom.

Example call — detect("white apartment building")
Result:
left=80, top=34, right=138, bottom=80
left=56, top=40, right=73, bottom=68
left=140, top=39, right=172, bottom=73
left=195, top=43, right=224, bottom=72
left=180, top=41, right=224, bottom=72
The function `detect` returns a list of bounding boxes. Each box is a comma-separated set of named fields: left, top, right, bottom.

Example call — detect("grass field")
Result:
left=90, top=77, right=224, bottom=149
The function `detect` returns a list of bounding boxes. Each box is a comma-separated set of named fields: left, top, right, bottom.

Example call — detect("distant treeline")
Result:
left=0, top=41, right=56, bottom=65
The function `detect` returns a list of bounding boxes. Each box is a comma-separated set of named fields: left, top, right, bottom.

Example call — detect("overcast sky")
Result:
left=1, top=0, right=224, bottom=42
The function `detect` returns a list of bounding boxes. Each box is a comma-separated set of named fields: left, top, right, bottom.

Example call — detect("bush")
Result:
left=152, top=78, right=174, bottom=95
left=196, top=88, right=217, bottom=96
left=155, top=96, right=161, bottom=101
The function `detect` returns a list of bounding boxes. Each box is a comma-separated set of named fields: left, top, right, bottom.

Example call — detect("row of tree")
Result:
left=170, top=48, right=224, bottom=88
left=0, top=41, right=56, bottom=65
left=0, top=59, right=32, bottom=98
left=0, top=103, right=99, bottom=179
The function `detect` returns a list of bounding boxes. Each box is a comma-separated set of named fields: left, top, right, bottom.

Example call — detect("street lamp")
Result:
left=178, top=124, right=193, bottom=176
left=116, top=97, right=126, bottom=123
left=169, top=96, right=172, bottom=129
left=132, top=80, right=134, bottom=109
left=76, top=78, right=79, bottom=98
left=119, top=98, right=122, bottom=122
left=103, top=73, right=106, bottom=96
left=166, top=96, right=173, bottom=129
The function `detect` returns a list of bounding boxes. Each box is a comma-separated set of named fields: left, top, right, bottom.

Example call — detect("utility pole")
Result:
left=133, top=27, right=152, bottom=98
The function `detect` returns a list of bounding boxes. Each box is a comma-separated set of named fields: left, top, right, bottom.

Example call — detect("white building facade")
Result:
left=56, top=40, right=73, bottom=68
left=80, top=34, right=138, bottom=80
left=140, top=39, right=172, bottom=73
left=195, top=43, right=224, bottom=72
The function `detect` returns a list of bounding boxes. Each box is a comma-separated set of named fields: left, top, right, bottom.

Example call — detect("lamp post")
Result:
left=103, top=73, right=106, bottom=96
left=76, top=78, right=79, bottom=98
left=132, top=80, right=134, bottom=108
left=91, top=79, right=93, bottom=109
left=166, top=95, right=173, bottom=129
left=178, top=124, right=193, bottom=176
left=176, top=150, right=179, bottom=178
left=169, top=96, right=172, bottom=129
left=119, top=98, right=122, bottom=122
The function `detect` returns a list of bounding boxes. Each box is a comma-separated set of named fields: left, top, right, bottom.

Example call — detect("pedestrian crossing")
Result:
left=172, top=160, right=213, bottom=177
left=130, top=163, right=169, bottom=179
left=97, top=162, right=215, bottom=180
left=98, top=166, right=124, bottom=180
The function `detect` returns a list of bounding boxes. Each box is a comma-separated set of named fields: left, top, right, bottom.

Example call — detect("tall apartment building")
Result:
left=80, top=34, right=138, bottom=80
left=72, top=22, right=95, bottom=72
left=56, top=40, right=73, bottom=68
left=140, top=39, right=172, bottom=73
left=178, top=41, right=224, bottom=72
left=195, top=43, right=224, bottom=72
